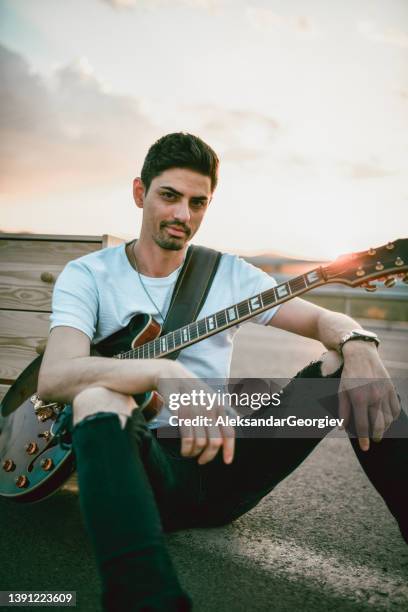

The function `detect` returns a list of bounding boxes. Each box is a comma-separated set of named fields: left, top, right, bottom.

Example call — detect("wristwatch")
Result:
left=338, top=329, right=380, bottom=354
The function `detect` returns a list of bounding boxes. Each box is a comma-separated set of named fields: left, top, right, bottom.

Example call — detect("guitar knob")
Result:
left=384, top=277, right=396, bottom=288
left=375, top=262, right=384, bottom=271
left=2, top=459, right=16, bottom=472
left=15, top=475, right=29, bottom=488
left=25, top=441, right=38, bottom=455
left=41, top=458, right=54, bottom=471
left=395, top=257, right=404, bottom=266
left=368, top=248, right=376, bottom=256
left=355, top=267, right=365, bottom=277
left=386, top=242, right=395, bottom=250
left=40, top=271, right=56, bottom=284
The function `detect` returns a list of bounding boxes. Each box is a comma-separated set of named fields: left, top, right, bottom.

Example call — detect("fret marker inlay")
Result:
left=277, top=285, right=289, bottom=298
left=250, top=297, right=260, bottom=311
left=227, top=307, right=237, bottom=321
left=306, top=271, right=319, bottom=284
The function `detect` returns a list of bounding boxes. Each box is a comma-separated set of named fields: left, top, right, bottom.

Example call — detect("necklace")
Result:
left=128, top=240, right=166, bottom=324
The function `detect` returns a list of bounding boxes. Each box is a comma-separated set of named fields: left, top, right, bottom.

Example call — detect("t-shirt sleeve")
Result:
left=233, top=256, right=281, bottom=325
left=49, top=259, right=98, bottom=341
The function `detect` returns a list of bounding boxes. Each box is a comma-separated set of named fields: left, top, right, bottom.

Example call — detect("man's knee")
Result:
left=73, top=386, right=136, bottom=427
left=320, top=350, right=343, bottom=377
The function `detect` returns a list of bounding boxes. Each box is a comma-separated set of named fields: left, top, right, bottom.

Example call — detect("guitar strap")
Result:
left=161, top=245, right=222, bottom=360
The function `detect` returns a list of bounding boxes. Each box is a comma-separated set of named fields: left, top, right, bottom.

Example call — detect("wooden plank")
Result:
left=0, top=233, right=124, bottom=243
left=0, top=310, right=50, bottom=382
left=102, top=234, right=126, bottom=248
left=0, top=264, right=62, bottom=312
left=0, top=238, right=101, bottom=266
left=0, top=239, right=103, bottom=311
left=0, top=233, right=104, bottom=242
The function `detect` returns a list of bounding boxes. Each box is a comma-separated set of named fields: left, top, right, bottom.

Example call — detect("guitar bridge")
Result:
left=30, top=394, right=63, bottom=422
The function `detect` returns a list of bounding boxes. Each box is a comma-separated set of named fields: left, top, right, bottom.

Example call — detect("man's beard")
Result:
left=154, top=222, right=192, bottom=251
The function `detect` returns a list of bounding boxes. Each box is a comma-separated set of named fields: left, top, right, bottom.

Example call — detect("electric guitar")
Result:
left=0, top=239, right=407, bottom=503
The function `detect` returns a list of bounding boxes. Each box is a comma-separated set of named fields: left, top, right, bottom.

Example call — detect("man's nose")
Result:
left=173, top=199, right=191, bottom=224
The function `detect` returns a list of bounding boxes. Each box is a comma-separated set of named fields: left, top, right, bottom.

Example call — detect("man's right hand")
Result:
left=156, top=362, right=236, bottom=465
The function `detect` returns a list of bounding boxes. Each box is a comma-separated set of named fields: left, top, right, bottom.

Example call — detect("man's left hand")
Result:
left=338, top=342, right=401, bottom=451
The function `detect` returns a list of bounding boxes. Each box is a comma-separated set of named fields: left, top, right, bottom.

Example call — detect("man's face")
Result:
left=135, top=168, right=212, bottom=251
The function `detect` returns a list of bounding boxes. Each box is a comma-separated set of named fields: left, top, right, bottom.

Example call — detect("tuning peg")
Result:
left=395, top=257, right=404, bottom=267
left=384, top=277, right=396, bottom=288
left=386, top=242, right=395, bottom=250
left=15, top=475, right=29, bottom=488
left=368, top=248, right=376, bottom=256
left=2, top=459, right=16, bottom=472
left=375, top=262, right=384, bottom=271
left=41, top=458, right=54, bottom=472
left=25, top=442, right=38, bottom=455
left=362, top=282, right=377, bottom=292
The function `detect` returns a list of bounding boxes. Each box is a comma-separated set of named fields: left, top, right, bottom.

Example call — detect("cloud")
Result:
left=169, top=105, right=281, bottom=162
left=206, top=110, right=281, bottom=162
left=0, top=45, right=157, bottom=197
left=341, top=160, right=395, bottom=180
left=139, top=98, right=282, bottom=163
left=246, top=7, right=316, bottom=35
left=0, top=43, right=283, bottom=200
left=358, top=21, right=408, bottom=49
left=101, top=0, right=219, bottom=10
left=100, top=0, right=137, bottom=7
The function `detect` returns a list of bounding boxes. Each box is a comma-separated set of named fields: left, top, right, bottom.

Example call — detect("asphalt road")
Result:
left=1, top=321, right=407, bottom=611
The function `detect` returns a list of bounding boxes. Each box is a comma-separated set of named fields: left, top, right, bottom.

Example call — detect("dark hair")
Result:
left=141, top=132, right=219, bottom=194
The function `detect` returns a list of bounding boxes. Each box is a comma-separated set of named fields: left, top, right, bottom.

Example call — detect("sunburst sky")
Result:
left=1, top=0, right=407, bottom=259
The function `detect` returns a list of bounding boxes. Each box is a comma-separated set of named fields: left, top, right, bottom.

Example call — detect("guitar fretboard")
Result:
left=116, top=267, right=324, bottom=361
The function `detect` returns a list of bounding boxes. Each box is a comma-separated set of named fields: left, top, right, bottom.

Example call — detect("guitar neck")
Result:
left=116, top=266, right=327, bottom=361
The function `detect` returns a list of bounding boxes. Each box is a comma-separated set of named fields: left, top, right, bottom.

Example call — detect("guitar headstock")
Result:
left=322, top=239, right=408, bottom=290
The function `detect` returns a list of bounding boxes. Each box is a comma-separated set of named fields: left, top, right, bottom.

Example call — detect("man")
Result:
left=38, top=133, right=407, bottom=611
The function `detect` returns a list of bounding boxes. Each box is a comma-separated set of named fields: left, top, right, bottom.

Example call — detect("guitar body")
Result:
left=0, top=313, right=163, bottom=503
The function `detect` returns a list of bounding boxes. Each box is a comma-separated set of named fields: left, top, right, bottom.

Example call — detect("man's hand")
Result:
left=156, top=362, right=235, bottom=465
left=338, top=342, right=401, bottom=451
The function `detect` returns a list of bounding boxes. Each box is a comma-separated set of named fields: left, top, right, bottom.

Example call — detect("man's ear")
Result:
left=133, top=178, right=145, bottom=209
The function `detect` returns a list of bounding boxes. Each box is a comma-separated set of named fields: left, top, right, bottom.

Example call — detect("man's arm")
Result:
left=268, top=297, right=362, bottom=348
left=37, top=326, right=176, bottom=404
left=38, top=326, right=235, bottom=465
left=269, top=298, right=401, bottom=450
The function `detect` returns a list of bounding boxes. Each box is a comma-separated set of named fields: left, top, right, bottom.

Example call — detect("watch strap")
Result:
left=338, top=330, right=379, bottom=354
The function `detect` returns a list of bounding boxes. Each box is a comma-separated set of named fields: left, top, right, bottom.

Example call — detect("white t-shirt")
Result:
left=50, top=242, right=280, bottom=427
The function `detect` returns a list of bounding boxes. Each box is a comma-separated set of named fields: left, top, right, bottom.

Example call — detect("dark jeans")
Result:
left=72, top=359, right=408, bottom=611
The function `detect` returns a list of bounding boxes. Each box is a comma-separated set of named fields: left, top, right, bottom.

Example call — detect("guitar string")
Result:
left=127, top=238, right=332, bottom=359
left=126, top=240, right=320, bottom=359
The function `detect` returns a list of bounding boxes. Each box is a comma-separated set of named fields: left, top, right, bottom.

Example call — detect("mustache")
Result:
left=160, top=221, right=191, bottom=237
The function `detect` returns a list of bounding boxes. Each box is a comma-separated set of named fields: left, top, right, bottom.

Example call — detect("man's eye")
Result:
left=161, top=192, right=175, bottom=200
left=191, top=201, right=206, bottom=208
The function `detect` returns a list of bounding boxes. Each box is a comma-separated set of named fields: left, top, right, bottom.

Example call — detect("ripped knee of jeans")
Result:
left=320, top=349, right=344, bottom=377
